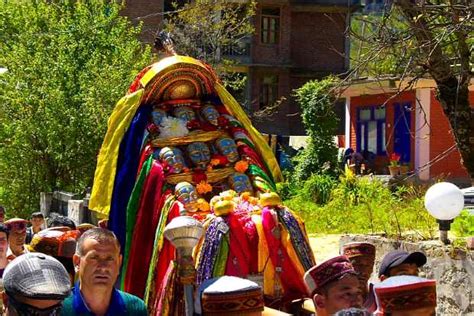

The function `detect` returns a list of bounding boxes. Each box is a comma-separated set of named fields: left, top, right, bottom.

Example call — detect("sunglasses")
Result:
left=6, top=222, right=26, bottom=231
left=7, top=295, right=63, bottom=316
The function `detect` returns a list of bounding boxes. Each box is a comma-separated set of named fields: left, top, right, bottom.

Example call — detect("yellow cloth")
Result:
left=89, top=90, right=144, bottom=216
left=252, top=214, right=276, bottom=297
left=215, top=83, right=283, bottom=183
left=281, top=226, right=305, bottom=278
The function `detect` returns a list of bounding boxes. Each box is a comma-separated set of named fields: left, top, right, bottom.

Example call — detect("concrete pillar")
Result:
left=67, top=200, right=84, bottom=226
left=345, top=97, right=351, bottom=149
left=40, top=192, right=53, bottom=217
left=415, top=88, right=431, bottom=181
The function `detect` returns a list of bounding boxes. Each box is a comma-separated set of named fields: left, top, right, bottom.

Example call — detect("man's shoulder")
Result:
left=116, top=289, right=148, bottom=314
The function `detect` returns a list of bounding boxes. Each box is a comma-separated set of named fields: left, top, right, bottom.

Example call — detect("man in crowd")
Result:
left=341, top=242, right=376, bottom=302
left=61, top=228, right=147, bottom=315
left=5, top=218, right=29, bottom=260
left=0, top=206, right=5, bottom=223
left=3, top=252, right=71, bottom=315
left=374, top=275, right=437, bottom=315
left=0, top=224, right=9, bottom=278
left=26, top=212, right=45, bottom=244
left=379, top=250, right=427, bottom=281
left=304, top=255, right=363, bottom=316
left=48, top=213, right=77, bottom=230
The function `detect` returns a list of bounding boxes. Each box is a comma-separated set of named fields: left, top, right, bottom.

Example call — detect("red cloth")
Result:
left=128, top=65, right=153, bottom=94
left=136, top=145, right=153, bottom=177
left=225, top=212, right=252, bottom=277
left=124, top=160, right=165, bottom=298
left=261, top=208, right=308, bottom=301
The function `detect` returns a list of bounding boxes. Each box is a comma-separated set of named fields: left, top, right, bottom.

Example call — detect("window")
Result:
left=261, top=8, right=280, bottom=44
left=260, top=75, right=279, bottom=109
left=357, top=106, right=386, bottom=155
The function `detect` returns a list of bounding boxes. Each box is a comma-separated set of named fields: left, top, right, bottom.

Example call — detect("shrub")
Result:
left=452, top=210, right=474, bottom=237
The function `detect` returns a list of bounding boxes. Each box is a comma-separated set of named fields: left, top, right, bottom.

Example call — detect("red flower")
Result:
left=192, top=171, right=207, bottom=184
left=217, top=116, right=230, bottom=128
left=390, top=153, right=401, bottom=162
left=146, top=123, right=160, bottom=135
left=186, top=119, right=201, bottom=130
left=210, top=154, right=229, bottom=166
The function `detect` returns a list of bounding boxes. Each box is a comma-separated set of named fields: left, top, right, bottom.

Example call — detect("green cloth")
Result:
left=121, top=155, right=153, bottom=289
left=212, top=233, right=229, bottom=277
left=248, top=164, right=276, bottom=192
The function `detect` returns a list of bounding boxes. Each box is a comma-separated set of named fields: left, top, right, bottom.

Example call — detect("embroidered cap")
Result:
left=3, top=253, right=71, bottom=300
left=304, top=255, right=357, bottom=296
left=374, top=275, right=436, bottom=313
left=27, top=227, right=80, bottom=258
left=195, top=276, right=264, bottom=315
left=342, top=242, right=376, bottom=259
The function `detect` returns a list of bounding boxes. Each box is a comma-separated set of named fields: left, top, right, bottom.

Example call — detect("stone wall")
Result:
left=340, top=235, right=474, bottom=315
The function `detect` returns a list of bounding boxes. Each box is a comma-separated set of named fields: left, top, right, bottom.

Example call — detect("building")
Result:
left=122, top=0, right=360, bottom=136
left=341, top=78, right=474, bottom=185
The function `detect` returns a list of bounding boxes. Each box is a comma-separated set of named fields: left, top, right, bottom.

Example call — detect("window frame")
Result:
left=259, top=74, right=279, bottom=109
left=356, top=106, right=386, bottom=155
left=260, top=7, right=280, bottom=45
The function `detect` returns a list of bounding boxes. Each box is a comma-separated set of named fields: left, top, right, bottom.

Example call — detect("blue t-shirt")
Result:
left=61, top=283, right=147, bottom=316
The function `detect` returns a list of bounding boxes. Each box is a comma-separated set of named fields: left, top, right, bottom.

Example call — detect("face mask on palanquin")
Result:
left=228, top=172, right=254, bottom=195
left=201, top=104, right=220, bottom=126
left=159, top=146, right=187, bottom=174
left=173, top=105, right=196, bottom=123
left=174, top=181, right=198, bottom=212
left=187, top=142, right=211, bottom=170
left=152, top=108, right=168, bottom=126
left=215, top=137, right=239, bottom=163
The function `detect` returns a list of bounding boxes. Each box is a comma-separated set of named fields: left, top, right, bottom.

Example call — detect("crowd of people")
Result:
left=0, top=205, right=437, bottom=315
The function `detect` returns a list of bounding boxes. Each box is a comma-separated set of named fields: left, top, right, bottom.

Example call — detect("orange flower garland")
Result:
left=234, top=160, right=249, bottom=173
left=196, top=181, right=213, bottom=194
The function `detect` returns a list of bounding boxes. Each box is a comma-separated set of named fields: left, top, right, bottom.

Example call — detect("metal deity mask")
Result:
left=174, top=182, right=198, bottom=212
left=228, top=172, right=254, bottom=195
left=215, top=137, right=239, bottom=163
left=186, top=142, right=211, bottom=170
left=173, top=106, right=196, bottom=123
left=152, top=108, right=168, bottom=126
left=201, top=104, right=220, bottom=126
left=159, top=147, right=187, bottom=174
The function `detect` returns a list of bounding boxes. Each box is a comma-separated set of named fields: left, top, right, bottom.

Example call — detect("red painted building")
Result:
left=341, top=79, right=474, bottom=185
left=123, top=0, right=360, bottom=136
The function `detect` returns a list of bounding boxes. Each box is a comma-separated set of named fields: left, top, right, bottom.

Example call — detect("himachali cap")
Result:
left=304, top=255, right=357, bottom=297
left=374, top=275, right=436, bottom=313
left=27, top=227, right=80, bottom=258
left=3, top=253, right=71, bottom=300
left=196, top=276, right=264, bottom=315
left=342, top=242, right=376, bottom=259
left=4, top=218, right=28, bottom=224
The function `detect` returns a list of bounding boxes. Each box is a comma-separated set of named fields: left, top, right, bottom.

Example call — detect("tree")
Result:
left=293, top=77, right=340, bottom=182
left=0, top=0, right=152, bottom=216
left=349, top=1, right=474, bottom=182
left=163, top=0, right=256, bottom=93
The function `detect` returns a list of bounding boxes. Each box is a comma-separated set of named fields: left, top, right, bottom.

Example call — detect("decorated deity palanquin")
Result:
left=89, top=55, right=315, bottom=314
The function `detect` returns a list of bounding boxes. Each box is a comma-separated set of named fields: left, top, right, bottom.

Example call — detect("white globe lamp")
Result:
left=424, top=182, right=464, bottom=244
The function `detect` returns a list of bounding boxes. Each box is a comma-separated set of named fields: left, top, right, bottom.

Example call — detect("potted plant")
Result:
left=388, top=153, right=401, bottom=176
left=400, top=162, right=410, bottom=175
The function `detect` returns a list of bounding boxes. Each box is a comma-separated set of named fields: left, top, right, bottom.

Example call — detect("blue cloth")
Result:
left=108, top=105, right=152, bottom=256
left=61, top=284, right=147, bottom=316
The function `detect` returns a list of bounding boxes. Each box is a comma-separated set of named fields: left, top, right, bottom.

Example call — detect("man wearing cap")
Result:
left=374, top=275, right=436, bottom=315
left=5, top=218, right=29, bottom=260
left=3, top=252, right=71, bottom=315
left=195, top=275, right=290, bottom=315
left=26, top=212, right=45, bottom=244
left=304, top=255, right=363, bottom=316
left=378, top=250, right=427, bottom=281
left=341, top=242, right=376, bottom=302
left=61, top=228, right=147, bottom=315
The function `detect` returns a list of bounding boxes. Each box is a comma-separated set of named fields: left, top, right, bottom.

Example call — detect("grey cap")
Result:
left=3, top=253, right=71, bottom=300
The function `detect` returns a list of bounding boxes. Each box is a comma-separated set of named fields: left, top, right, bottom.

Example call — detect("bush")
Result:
left=301, top=174, right=337, bottom=205
left=285, top=169, right=437, bottom=238
left=452, top=210, right=474, bottom=237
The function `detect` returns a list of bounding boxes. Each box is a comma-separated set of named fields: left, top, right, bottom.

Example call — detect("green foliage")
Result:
left=285, top=169, right=437, bottom=238
left=293, top=77, right=340, bottom=182
left=0, top=0, right=152, bottom=217
left=452, top=210, right=474, bottom=238
left=163, top=0, right=256, bottom=87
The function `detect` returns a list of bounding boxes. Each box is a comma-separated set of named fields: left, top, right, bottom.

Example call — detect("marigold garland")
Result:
left=234, top=160, right=249, bottom=173
left=196, top=181, right=213, bottom=194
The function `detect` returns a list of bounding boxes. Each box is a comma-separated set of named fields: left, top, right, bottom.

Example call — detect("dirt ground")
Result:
left=308, top=234, right=342, bottom=263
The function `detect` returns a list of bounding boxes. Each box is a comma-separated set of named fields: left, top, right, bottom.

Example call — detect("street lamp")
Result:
left=424, top=182, right=464, bottom=244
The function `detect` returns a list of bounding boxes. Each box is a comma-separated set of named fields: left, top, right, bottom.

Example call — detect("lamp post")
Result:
left=164, top=216, right=204, bottom=316
left=424, top=182, right=464, bottom=244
